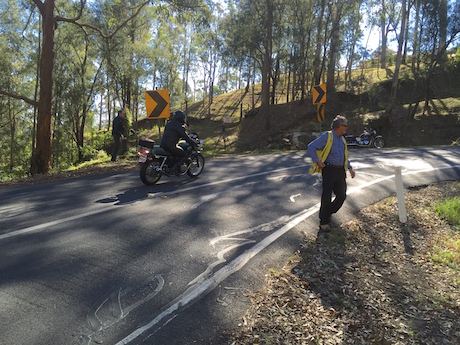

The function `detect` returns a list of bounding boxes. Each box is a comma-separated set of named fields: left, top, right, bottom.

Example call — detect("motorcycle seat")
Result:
left=154, top=146, right=174, bottom=156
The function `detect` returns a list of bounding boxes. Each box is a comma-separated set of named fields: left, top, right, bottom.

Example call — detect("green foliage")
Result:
left=367, top=83, right=388, bottom=109
left=430, top=238, right=460, bottom=270
left=435, top=196, right=460, bottom=227
left=0, top=0, right=459, bottom=179
left=387, top=51, right=394, bottom=66
left=66, top=150, right=110, bottom=172
left=0, top=164, right=29, bottom=182
left=429, top=194, right=460, bottom=269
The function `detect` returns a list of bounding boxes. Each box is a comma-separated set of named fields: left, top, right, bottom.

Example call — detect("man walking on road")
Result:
left=111, top=110, right=126, bottom=162
left=307, top=114, right=356, bottom=231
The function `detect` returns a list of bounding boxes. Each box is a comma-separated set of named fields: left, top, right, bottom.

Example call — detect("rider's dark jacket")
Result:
left=160, top=119, right=196, bottom=150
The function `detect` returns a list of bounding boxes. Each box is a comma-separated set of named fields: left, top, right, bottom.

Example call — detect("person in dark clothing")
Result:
left=160, top=110, right=197, bottom=175
left=111, top=110, right=126, bottom=162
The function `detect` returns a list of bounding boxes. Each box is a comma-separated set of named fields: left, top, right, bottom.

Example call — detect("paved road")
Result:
left=1, top=147, right=459, bottom=345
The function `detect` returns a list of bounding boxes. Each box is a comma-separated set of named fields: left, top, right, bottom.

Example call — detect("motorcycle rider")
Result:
left=160, top=110, right=197, bottom=176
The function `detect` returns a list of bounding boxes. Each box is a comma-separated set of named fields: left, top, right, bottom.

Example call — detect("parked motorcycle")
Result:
left=345, top=127, right=385, bottom=148
left=137, top=133, right=205, bottom=185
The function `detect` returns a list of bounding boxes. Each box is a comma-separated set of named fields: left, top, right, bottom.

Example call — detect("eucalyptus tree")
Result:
left=221, top=1, right=255, bottom=95
left=178, top=6, right=213, bottom=105
left=192, top=8, right=224, bottom=114
left=231, top=0, right=286, bottom=131
left=269, top=1, right=289, bottom=105
left=313, top=0, right=327, bottom=85
left=325, top=0, right=344, bottom=93
left=287, top=0, right=316, bottom=102
left=217, top=1, right=239, bottom=94
left=341, top=0, right=364, bottom=91
left=386, top=0, right=406, bottom=114
left=0, top=0, right=154, bottom=175
left=53, top=8, right=102, bottom=164
left=407, top=0, right=460, bottom=117
left=0, top=0, right=206, bottom=175
left=0, top=0, right=39, bottom=173
left=366, top=0, right=401, bottom=70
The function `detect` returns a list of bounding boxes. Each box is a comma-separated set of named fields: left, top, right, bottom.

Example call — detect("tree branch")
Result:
left=55, top=0, right=86, bottom=22
left=0, top=90, right=39, bottom=107
left=56, top=0, right=150, bottom=40
left=32, top=0, right=44, bottom=14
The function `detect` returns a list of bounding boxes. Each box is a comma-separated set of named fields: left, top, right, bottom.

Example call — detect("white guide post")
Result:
left=394, top=166, right=407, bottom=224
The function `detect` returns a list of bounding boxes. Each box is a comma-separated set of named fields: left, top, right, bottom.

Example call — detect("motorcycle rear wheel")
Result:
left=374, top=136, right=385, bottom=148
left=187, top=153, right=205, bottom=178
left=140, top=158, right=162, bottom=185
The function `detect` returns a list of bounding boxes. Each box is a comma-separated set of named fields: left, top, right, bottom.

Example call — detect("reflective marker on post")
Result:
left=394, top=166, right=407, bottom=224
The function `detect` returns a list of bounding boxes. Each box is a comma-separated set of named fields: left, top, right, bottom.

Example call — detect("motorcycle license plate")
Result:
left=138, top=153, right=147, bottom=164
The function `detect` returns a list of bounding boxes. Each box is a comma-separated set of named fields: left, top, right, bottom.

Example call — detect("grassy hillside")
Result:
left=138, top=64, right=460, bottom=155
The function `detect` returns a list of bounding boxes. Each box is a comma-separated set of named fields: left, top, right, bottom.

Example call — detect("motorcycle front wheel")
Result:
left=187, top=153, right=205, bottom=178
left=374, top=136, right=385, bottom=148
left=140, top=158, right=162, bottom=185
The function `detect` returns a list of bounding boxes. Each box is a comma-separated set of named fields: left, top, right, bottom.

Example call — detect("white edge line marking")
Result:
left=6, top=164, right=457, bottom=242
left=148, top=165, right=306, bottom=198
left=0, top=165, right=306, bottom=242
left=115, top=164, right=460, bottom=344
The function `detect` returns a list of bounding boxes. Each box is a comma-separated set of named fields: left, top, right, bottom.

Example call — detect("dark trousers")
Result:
left=163, top=145, right=188, bottom=167
left=320, top=166, right=347, bottom=225
left=111, top=135, right=121, bottom=161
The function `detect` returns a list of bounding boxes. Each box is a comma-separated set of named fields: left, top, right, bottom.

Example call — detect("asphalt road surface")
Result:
left=1, top=147, right=459, bottom=345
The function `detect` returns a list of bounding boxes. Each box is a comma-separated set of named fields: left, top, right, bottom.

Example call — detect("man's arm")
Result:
left=178, top=125, right=197, bottom=148
left=307, top=133, right=328, bottom=164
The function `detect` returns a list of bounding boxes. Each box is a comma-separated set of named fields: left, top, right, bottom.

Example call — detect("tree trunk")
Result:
left=8, top=98, right=15, bottom=170
left=402, top=5, right=411, bottom=64
left=271, top=57, right=280, bottom=105
left=314, top=0, right=326, bottom=85
left=380, top=0, right=387, bottom=69
left=107, top=75, right=111, bottom=132
left=31, top=0, right=55, bottom=175
left=287, top=47, right=292, bottom=103
left=386, top=0, right=407, bottom=114
left=438, top=0, right=448, bottom=68
left=326, top=1, right=342, bottom=93
left=32, top=15, right=41, bottom=164
left=99, top=93, right=103, bottom=131
left=411, top=0, right=420, bottom=73
left=261, top=0, right=273, bottom=131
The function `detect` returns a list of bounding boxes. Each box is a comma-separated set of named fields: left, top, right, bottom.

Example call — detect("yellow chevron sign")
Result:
left=317, top=103, right=325, bottom=122
left=145, top=90, right=170, bottom=119
left=312, top=84, right=326, bottom=104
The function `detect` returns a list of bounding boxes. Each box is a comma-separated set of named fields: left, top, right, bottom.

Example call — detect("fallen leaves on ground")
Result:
left=229, top=182, right=460, bottom=345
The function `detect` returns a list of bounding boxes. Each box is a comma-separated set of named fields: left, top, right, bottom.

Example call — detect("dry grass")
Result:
left=229, top=182, right=460, bottom=345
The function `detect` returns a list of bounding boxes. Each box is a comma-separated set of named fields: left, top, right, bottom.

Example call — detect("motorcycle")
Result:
left=345, top=127, right=385, bottom=148
left=137, top=133, right=205, bottom=185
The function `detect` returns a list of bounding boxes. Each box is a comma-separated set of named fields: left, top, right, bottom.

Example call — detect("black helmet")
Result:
left=173, top=110, right=187, bottom=124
